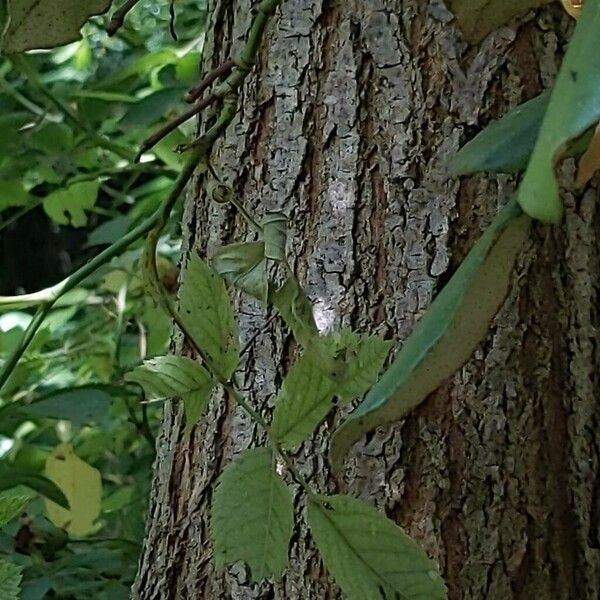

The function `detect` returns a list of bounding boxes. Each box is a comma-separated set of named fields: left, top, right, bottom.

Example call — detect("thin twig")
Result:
left=107, top=0, right=142, bottom=36
left=184, top=59, right=236, bottom=103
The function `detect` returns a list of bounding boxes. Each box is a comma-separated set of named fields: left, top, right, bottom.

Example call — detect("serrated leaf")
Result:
left=322, top=330, right=392, bottom=403
left=0, top=468, right=69, bottom=509
left=0, top=490, right=30, bottom=527
left=211, top=241, right=268, bottom=304
left=43, top=181, right=99, bottom=227
left=331, top=199, right=530, bottom=473
left=178, top=252, right=239, bottom=380
left=272, top=351, right=336, bottom=450
left=44, top=443, right=101, bottom=536
left=262, top=212, right=287, bottom=261
left=449, top=0, right=551, bottom=43
left=308, top=495, right=447, bottom=600
left=0, top=560, right=22, bottom=600
left=270, top=277, right=318, bottom=347
left=1, top=0, right=112, bottom=54
left=449, top=92, right=550, bottom=176
left=517, top=0, right=600, bottom=223
left=211, top=448, right=294, bottom=581
left=125, top=355, right=214, bottom=434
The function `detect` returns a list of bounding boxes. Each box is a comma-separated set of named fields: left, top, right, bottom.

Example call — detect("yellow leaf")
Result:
left=44, top=444, right=101, bottom=536
left=562, top=0, right=584, bottom=18
left=576, top=122, right=600, bottom=188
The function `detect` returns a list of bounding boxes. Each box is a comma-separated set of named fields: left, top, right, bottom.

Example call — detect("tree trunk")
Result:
left=133, top=1, right=600, bottom=598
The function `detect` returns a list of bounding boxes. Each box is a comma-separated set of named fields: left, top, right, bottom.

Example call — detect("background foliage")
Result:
left=0, top=2, right=207, bottom=597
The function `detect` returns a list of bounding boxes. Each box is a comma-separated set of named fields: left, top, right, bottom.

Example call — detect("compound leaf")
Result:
left=308, top=495, right=447, bottom=600
left=178, top=252, right=239, bottom=380
left=211, top=448, right=294, bottom=581
left=0, top=490, right=30, bottom=527
left=125, top=355, right=214, bottom=434
left=0, top=560, right=22, bottom=600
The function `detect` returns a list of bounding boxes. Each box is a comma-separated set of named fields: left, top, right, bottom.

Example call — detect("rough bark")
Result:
left=133, top=1, right=600, bottom=599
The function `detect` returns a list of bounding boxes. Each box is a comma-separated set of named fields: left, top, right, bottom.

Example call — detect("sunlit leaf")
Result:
left=43, top=181, right=99, bottom=227
left=211, top=448, right=294, bottom=581
left=178, top=253, right=240, bottom=380
left=44, top=444, right=102, bottom=536
left=308, top=495, right=447, bottom=600
left=1, top=0, right=113, bottom=54
left=125, top=355, right=214, bottom=434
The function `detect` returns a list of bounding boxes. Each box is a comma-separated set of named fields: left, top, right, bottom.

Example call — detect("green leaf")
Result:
left=43, top=181, right=99, bottom=227
left=0, top=490, right=31, bottom=527
left=0, top=179, right=31, bottom=211
left=211, top=241, right=269, bottom=304
left=211, top=448, right=294, bottom=581
left=322, top=330, right=392, bottom=403
left=1, top=0, right=112, bottom=54
left=331, top=199, right=530, bottom=473
left=22, top=387, right=111, bottom=426
left=308, top=495, right=447, bottom=600
left=125, top=355, right=214, bottom=434
left=449, top=0, right=551, bottom=43
left=270, top=277, right=318, bottom=347
left=518, top=0, right=600, bottom=223
left=449, top=92, right=550, bottom=176
left=272, top=351, right=336, bottom=450
left=178, top=253, right=240, bottom=380
left=262, top=211, right=287, bottom=261
left=0, top=468, right=69, bottom=509
left=0, top=560, right=22, bottom=600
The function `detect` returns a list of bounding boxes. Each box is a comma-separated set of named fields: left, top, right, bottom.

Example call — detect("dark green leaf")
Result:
left=0, top=560, right=22, bottom=600
left=0, top=490, right=31, bottom=527
left=308, top=495, right=447, bottom=600
left=0, top=179, right=31, bottom=211
left=449, top=92, right=549, bottom=176
left=211, top=241, right=269, bottom=304
left=518, top=1, right=600, bottom=223
left=211, top=448, right=294, bottom=581
left=331, top=199, right=530, bottom=473
left=0, top=468, right=69, bottom=509
left=262, top=211, right=287, bottom=261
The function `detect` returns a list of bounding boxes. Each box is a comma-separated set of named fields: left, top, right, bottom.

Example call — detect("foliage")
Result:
left=1, top=0, right=599, bottom=599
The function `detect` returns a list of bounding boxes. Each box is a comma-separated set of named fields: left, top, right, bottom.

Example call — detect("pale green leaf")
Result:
left=272, top=351, right=336, bottom=450
left=262, top=211, right=287, bottom=261
left=211, top=241, right=268, bottom=304
left=1, top=0, right=112, bottom=53
left=211, top=448, right=294, bottom=581
left=308, top=495, right=447, bottom=600
left=43, top=181, right=99, bottom=227
left=331, top=199, right=530, bottom=473
left=0, top=491, right=30, bottom=527
left=178, top=253, right=239, bottom=380
left=125, top=355, right=214, bottom=433
left=449, top=0, right=551, bottom=43
left=270, top=277, right=318, bottom=347
left=517, top=0, right=600, bottom=223
left=0, top=560, right=22, bottom=600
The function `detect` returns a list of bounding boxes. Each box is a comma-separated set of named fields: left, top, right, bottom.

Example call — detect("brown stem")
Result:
left=184, top=59, right=236, bottom=103
left=107, top=0, right=142, bottom=36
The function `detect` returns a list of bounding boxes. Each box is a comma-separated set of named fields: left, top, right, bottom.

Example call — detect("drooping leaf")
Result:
left=0, top=490, right=31, bottom=527
left=211, top=448, right=294, bottom=581
left=331, top=199, right=530, bottom=473
left=125, top=355, right=214, bottom=434
left=270, top=277, right=318, bottom=347
left=1, top=0, right=112, bottom=54
left=517, top=0, right=600, bottom=223
left=0, top=468, right=69, bottom=509
left=576, top=122, right=600, bottom=187
left=449, top=0, right=551, bottom=43
left=211, top=241, right=269, bottom=304
left=43, top=181, right=99, bottom=227
left=262, top=211, right=287, bottom=261
left=0, top=560, right=22, bottom=600
left=307, top=495, right=447, bottom=600
left=272, top=351, right=336, bottom=450
left=449, top=92, right=550, bottom=176
left=178, top=252, right=239, bottom=380
left=22, top=387, right=111, bottom=426
left=44, top=444, right=102, bottom=536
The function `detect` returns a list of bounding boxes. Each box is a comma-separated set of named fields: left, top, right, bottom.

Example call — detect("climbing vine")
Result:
left=1, top=0, right=599, bottom=598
